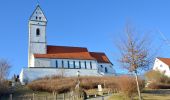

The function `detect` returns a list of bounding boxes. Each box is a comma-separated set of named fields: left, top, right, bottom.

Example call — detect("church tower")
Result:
left=28, top=5, right=47, bottom=67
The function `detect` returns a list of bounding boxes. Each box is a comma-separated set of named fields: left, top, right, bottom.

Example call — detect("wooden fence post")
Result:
left=54, top=93, right=57, bottom=100
left=10, top=94, right=12, bottom=100
left=63, top=93, right=65, bottom=100
left=32, top=93, right=35, bottom=100
left=45, top=96, right=47, bottom=100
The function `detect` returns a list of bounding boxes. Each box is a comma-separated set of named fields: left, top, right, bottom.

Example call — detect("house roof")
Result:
left=90, top=52, right=111, bottom=63
left=34, top=45, right=111, bottom=63
left=157, top=57, right=170, bottom=66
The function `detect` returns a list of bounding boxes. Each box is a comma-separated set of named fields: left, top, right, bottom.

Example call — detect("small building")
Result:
left=19, top=5, right=115, bottom=84
left=153, top=57, right=170, bottom=77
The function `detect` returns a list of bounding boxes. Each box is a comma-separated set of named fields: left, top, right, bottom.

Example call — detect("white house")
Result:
left=153, top=57, right=170, bottom=77
left=19, top=5, right=115, bottom=84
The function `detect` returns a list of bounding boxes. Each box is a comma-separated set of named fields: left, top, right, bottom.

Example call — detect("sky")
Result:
left=0, top=0, right=170, bottom=78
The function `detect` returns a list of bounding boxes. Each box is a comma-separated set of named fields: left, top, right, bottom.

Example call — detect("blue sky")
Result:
left=0, top=0, right=170, bottom=77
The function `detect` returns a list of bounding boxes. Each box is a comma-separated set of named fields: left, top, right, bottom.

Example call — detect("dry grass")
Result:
left=116, top=76, right=145, bottom=98
left=28, top=75, right=145, bottom=97
left=28, top=76, right=119, bottom=93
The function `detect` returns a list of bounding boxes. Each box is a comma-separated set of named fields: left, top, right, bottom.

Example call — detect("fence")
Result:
left=6, top=92, right=84, bottom=100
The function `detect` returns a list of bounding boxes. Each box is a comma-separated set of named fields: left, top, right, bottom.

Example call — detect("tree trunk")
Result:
left=134, top=71, right=142, bottom=100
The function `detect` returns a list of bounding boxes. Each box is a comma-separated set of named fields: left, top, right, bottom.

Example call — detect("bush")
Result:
left=28, top=76, right=118, bottom=93
left=27, top=75, right=145, bottom=98
left=145, top=70, right=170, bottom=89
left=148, top=82, right=170, bottom=89
left=145, top=70, right=170, bottom=84
left=116, top=76, right=145, bottom=98
left=0, top=80, right=10, bottom=96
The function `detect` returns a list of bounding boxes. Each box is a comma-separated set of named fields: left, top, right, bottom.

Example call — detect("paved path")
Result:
left=86, top=95, right=112, bottom=100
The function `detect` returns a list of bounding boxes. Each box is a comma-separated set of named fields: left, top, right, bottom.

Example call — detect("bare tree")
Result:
left=0, top=59, right=11, bottom=81
left=117, top=25, right=153, bottom=100
left=0, top=59, right=11, bottom=96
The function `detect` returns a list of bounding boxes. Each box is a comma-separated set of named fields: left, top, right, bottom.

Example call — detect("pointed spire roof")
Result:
left=29, top=5, right=47, bottom=22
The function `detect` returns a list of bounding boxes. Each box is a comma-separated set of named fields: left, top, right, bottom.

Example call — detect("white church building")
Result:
left=153, top=57, right=170, bottom=77
left=20, top=5, right=115, bottom=84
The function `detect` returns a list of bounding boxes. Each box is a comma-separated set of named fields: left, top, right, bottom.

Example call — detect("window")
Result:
left=36, top=16, right=38, bottom=19
left=36, top=28, right=40, bottom=36
left=79, top=61, right=81, bottom=69
left=39, top=17, right=41, bottom=20
left=68, top=61, right=70, bottom=68
left=73, top=61, right=76, bottom=68
left=100, top=65, right=103, bottom=68
left=85, top=61, right=87, bottom=69
left=160, top=64, right=163, bottom=67
left=105, top=67, right=108, bottom=73
left=90, top=61, right=92, bottom=69
left=62, top=60, right=64, bottom=68
left=56, top=61, right=58, bottom=68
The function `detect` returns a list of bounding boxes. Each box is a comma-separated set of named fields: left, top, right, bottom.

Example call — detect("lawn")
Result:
left=108, top=89, right=170, bottom=100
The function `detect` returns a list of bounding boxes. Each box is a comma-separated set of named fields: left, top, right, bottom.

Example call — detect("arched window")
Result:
left=105, top=67, right=108, bottom=73
left=36, top=28, right=40, bottom=36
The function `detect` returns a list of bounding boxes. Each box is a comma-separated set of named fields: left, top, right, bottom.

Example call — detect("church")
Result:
left=19, top=5, right=115, bottom=84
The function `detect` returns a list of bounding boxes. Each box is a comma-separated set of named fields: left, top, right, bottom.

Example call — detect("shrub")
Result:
left=28, top=76, right=118, bottom=93
left=148, top=82, right=170, bottom=89
left=0, top=80, right=10, bottom=96
left=116, top=76, right=145, bottom=98
left=145, top=70, right=170, bottom=89
left=145, top=70, right=170, bottom=84
left=27, top=75, right=145, bottom=98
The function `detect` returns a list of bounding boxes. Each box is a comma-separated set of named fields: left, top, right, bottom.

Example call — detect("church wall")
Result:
left=98, top=63, right=115, bottom=75
left=33, top=58, right=98, bottom=70
left=34, top=58, right=51, bottom=67
left=20, top=68, right=101, bottom=84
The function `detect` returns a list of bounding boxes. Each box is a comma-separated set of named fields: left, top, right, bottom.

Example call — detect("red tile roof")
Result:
left=34, top=45, right=111, bottom=63
left=157, top=57, right=170, bottom=66
left=90, top=52, right=111, bottom=63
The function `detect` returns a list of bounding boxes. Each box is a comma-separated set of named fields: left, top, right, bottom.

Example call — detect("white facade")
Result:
left=153, top=58, right=170, bottom=77
left=28, top=5, right=47, bottom=67
left=98, top=63, right=115, bottom=75
left=19, top=5, right=115, bottom=85
left=20, top=68, right=102, bottom=84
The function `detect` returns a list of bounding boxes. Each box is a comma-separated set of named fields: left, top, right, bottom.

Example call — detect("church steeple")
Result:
left=29, top=5, right=47, bottom=22
left=28, top=5, right=47, bottom=67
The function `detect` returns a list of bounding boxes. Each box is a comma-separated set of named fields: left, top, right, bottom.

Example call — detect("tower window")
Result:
left=36, top=28, right=40, bottom=36
left=39, top=17, right=41, bottom=20
left=36, top=16, right=38, bottom=19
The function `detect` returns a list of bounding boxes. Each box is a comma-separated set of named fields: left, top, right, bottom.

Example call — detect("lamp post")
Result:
left=77, top=71, right=80, bottom=88
left=76, top=71, right=80, bottom=98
